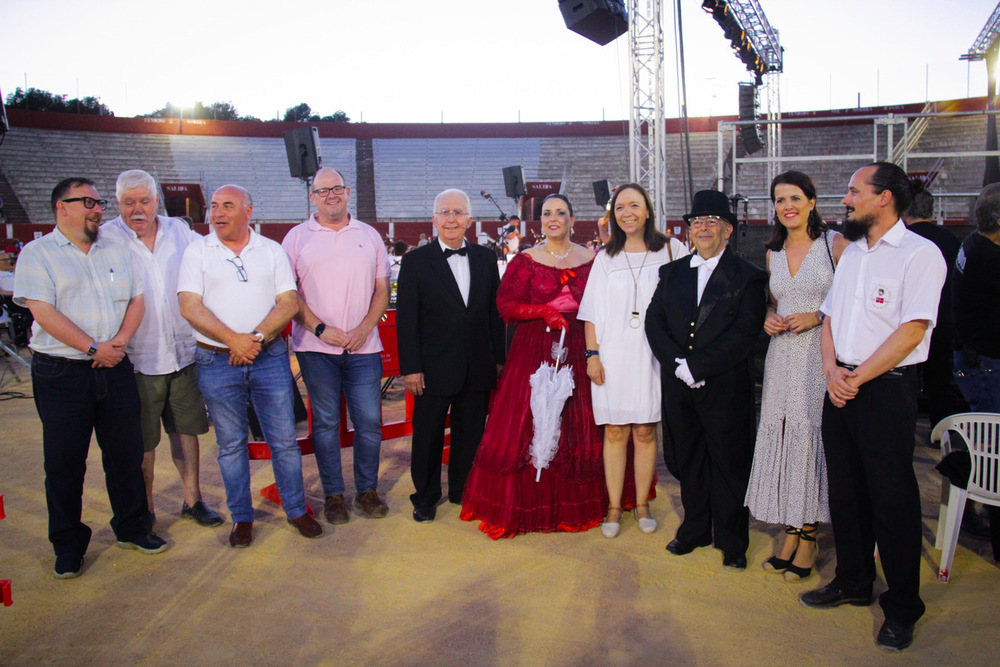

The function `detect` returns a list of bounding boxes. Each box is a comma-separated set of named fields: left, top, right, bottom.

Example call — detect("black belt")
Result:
left=32, top=351, right=94, bottom=366
left=836, top=360, right=915, bottom=379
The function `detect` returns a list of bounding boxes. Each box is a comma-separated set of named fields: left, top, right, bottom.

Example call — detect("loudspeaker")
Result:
left=741, top=125, right=764, bottom=154
left=284, top=126, right=322, bottom=179
left=503, top=166, right=526, bottom=198
left=593, top=179, right=612, bottom=208
left=738, top=83, right=758, bottom=121
left=559, top=0, right=628, bottom=46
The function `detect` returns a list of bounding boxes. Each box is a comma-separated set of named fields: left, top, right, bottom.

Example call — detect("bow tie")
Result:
left=443, top=246, right=468, bottom=258
left=690, top=254, right=721, bottom=270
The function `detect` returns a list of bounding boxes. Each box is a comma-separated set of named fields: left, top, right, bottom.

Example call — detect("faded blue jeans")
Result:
left=195, top=338, right=307, bottom=522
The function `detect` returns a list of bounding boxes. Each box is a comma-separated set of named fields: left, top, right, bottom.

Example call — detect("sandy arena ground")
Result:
left=1, top=366, right=999, bottom=666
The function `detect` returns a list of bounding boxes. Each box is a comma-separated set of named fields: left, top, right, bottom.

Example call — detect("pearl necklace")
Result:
left=545, top=243, right=572, bottom=261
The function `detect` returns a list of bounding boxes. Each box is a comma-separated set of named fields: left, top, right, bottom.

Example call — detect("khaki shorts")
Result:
left=135, top=364, right=209, bottom=452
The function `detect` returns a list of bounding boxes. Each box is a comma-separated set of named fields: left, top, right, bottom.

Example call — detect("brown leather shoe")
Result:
left=229, top=521, right=253, bottom=548
left=354, top=489, right=388, bottom=518
left=324, top=495, right=350, bottom=525
left=287, top=512, right=323, bottom=538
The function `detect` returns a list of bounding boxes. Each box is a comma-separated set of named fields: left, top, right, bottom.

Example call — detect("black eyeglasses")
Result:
left=311, top=186, right=347, bottom=197
left=227, top=257, right=248, bottom=282
left=61, top=197, right=108, bottom=209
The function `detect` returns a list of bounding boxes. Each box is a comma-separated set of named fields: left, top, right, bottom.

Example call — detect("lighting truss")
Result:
left=961, top=1, right=1000, bottom=60
left=628, top=0, right=667, bottom=228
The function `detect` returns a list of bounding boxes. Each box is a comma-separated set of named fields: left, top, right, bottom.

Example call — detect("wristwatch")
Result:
left=251, top=331, right=265, bottom=343
left=86, top=342, right=98, bottom=357
left=585, top=349, right=600, bottom=359
left=314, top=322, right=326, bottom=337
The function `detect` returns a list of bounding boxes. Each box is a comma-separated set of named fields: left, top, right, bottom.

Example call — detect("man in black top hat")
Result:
left=645, top=190, right=767, bottom=569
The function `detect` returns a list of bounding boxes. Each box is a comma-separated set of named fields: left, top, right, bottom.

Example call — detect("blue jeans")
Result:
left=296, top=351, right=383, bottom=496
left=953, top=352, right=1000, bottom=413
left=195, top=338, right=307, bottom=522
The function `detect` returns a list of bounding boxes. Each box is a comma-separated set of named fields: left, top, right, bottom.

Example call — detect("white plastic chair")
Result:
left=931, top=413, right=1000, bottom=582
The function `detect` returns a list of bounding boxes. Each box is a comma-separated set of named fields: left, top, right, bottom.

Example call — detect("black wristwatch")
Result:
left=585, top=349, right=600, bottom=359
left=86, top=342, right=98, bottom=357
left=314, top=322, right=326, bottom=337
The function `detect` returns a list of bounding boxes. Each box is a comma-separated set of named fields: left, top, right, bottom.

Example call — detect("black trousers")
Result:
left=32, top=354, right=149, bottom=557
left=822, top=367, right=926, bottom=625
left=661, top=374, right=755, bottom=554
left=409, top=387, right=489, bottom=509
left=919, top=324, right=968, bottom=428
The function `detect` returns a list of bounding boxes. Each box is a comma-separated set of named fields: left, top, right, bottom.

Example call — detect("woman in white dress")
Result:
left=744, top=171, right=848, bottom=580
left=578, top=183, right=688, bottom=538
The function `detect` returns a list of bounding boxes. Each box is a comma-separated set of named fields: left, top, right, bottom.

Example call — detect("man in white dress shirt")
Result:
left=102, top=170, right=221, bottom=528
left=800, top=162, right=946, bottom=652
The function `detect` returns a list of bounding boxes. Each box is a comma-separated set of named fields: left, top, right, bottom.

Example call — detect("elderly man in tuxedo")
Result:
left=396, top=189, right=505, bottom=523
left=645, top=190, right=767, bottom=570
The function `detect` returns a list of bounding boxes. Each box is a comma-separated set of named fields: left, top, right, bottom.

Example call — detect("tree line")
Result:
left=4, top=88, right=351, bottom=124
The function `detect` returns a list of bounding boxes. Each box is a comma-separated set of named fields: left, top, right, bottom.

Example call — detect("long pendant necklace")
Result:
left=546, top=243, right=572, bottom=261
left=625, top=249, right=649, bottom=329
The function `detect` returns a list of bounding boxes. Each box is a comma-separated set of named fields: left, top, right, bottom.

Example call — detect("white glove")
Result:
left=674, top=358, right=705, bottom=389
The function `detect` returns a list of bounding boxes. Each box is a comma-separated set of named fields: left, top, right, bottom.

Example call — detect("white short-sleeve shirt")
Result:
left=820, top=220, right=945, bottom=367
left=177, top=230, right=297, bottom=347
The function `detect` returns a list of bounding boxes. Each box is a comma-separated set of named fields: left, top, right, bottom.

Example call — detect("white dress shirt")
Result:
left=439, top=239, right=470, bottom=306
left=690, top=251, right=722, bottom=305
left=820, top=220, right=945, bottom=367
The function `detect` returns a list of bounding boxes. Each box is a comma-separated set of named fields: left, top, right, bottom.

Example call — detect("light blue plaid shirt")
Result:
left=13, top=228, right=142, bottom=359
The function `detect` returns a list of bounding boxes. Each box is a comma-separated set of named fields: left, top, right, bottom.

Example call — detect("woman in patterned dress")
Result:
left=745, top=171, right=849, bottom=580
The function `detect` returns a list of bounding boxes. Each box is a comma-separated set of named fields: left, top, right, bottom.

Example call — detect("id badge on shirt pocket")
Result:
left=868, top=280, right=899, bottom=311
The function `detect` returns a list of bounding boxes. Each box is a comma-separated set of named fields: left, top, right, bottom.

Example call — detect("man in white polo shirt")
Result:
left=800, top=162, right=946, bottom=652
left=102, top=169, right=221, bottom=528
left=178, top=184, right=321, bottom=548
left=282, top=167, right=391, bottom=524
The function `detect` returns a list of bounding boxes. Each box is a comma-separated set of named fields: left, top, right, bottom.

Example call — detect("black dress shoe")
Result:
left=799, top=581, right=873, bottom=609
left=722, top=552, right=747, bottom=570
left=413, top=506, right=436, bottom=523
left=876, top=618, right=915, bottom=652
left=666, top=536, right=712, bottom=556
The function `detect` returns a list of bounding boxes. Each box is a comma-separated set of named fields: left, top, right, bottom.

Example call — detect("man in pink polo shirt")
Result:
left=282, top=167, right=391, bottom=524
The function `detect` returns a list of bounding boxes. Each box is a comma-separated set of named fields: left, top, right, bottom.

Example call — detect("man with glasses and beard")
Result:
left=178, top=184, right=322, bottom=547
left=14, top=177, right=167, bottom=579
left=800, top=163, right=945, bottom=652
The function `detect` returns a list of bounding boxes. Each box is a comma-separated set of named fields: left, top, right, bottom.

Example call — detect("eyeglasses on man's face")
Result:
left=311, top=186, right=347, bottom=197
left=61, top=197, right=108, bottom=210
left=689, top=216, right=725, bottom=229
left=436, top=209, right=468, bottom=218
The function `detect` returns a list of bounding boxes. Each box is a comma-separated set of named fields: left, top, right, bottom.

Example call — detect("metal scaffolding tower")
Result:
left=628, top=0, right=667, bottom=228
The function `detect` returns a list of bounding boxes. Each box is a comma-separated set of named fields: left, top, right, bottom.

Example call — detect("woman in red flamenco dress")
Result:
left=461, top=194, right=651, bottom=538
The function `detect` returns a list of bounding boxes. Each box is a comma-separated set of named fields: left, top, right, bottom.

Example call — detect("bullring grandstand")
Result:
left=0, top=96, right=993, bottom=252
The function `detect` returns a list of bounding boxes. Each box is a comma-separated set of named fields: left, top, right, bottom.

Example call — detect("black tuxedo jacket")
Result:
left=396, top=241, right=505, bottom=397
left=645, top=245, right=767, bottom=385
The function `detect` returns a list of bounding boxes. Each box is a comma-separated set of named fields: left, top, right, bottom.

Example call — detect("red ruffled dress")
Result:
left=460, top=253, right=654, bottom=539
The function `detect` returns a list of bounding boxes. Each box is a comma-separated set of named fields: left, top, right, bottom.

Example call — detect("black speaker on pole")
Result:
left=284, top=126, right=323, bottom=179
left=737, top=83, right=763, bottom=154
left=502, top=166, right=526, bottom=198
left=592, top=179, right=612, bottom=208
left=558, top=0, right=628, bottom=46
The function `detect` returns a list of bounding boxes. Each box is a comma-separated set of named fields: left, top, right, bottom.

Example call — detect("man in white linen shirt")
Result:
left=102, top=169, right=221, bottom=528
left=800, top=162, right=946, bottom=653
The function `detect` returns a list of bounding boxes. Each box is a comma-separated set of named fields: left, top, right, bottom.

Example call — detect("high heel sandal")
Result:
left=762, top=526, right=798, bottom=573
left=633, top=504, right=657, bottom=534
left=602, top=507, right=622, bottom=538
left=783, top=524, right=818, bottom=581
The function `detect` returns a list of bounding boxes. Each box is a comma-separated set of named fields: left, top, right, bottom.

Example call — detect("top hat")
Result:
left=683, top=190, right=737, bottom=226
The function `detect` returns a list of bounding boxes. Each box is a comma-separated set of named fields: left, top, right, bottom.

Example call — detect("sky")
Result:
left=1, top=0, right=998, bottom=124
